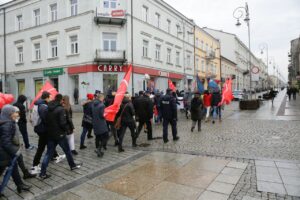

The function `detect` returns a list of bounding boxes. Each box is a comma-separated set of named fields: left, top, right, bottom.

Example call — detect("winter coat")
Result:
left=117, top=98, right=135, bottom=125
left=92, top=99, right=108, bottom=136
left=13, top=95, right=27, bottom=124
left=0, top=110, right=18, bottom=166
left=104, top=94, right=115, bottom=107
left=203, top=94, right=212, bottom=107
left=160, top=94, right=177, bottom=120
left=46, top=101, right=68, bottom=140
left=211, top=92, right=222, bottom=107
left=65, top=107, right=74, bottom=135
left=81, top=101, right=93, bottom=129
left=134, top=95, right=153, bottom=121
left=190, top=97, right=203, bottom=121
left=34, top=99, right=48, bottom=134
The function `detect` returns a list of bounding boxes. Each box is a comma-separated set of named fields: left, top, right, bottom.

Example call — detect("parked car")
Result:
left=232, top=90, right=244, bottom=101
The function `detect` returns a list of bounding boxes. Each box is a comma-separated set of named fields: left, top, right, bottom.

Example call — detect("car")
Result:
left=232, top=90, right=244, bottom=101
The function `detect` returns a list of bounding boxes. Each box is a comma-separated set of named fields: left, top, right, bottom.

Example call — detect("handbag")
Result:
left=114, top=104, right=128, bottom=129
left=83, top=114, right=93, bottom=125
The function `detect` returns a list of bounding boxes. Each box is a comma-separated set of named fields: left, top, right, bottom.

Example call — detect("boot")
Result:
left=114, top=140, right=119, bottom=146
left=118, top=145, right=125, bottom=153
left=23, top=169, right=36, bottom=179
left=132, top=138, right=137, bottom=147
left=17, top=183, right=31, bottom=193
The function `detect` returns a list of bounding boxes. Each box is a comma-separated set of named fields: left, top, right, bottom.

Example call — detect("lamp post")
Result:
left=233, top=2, right=252, bottom=99
left=259, top=43, right=269, bottom=90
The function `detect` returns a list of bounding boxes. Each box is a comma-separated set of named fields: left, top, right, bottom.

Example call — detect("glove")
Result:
left=15, top=149, right=21, bottom=157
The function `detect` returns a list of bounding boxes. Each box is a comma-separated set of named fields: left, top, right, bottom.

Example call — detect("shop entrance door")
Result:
left=50, top=77, right=59, bottom=91
left=103, top=74, right=118, bottom=95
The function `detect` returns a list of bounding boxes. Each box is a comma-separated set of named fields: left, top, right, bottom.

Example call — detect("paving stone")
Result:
left=281, top=176, right=300, bottom=186
left=242, top=196, right=262, bottom=200
left=255, top=160, right=276, bottom=167
left=227, top=161, right=248, bottom=170
left=198, top=190, right=229, bottom=200
left=215, top=174, right=241, bottom=185
left=275, top=162, right=299, bottom=169
left=207, top=181, right=235, bottom=195
left=256, top=166, right=280, bottom=175
left=257, top=181, right=286, bottom=195
left=221, top=167, right=245, bottom=176
left=256, top=173, right=282, bottom=183
left=285, top=185, right=300, bottom=197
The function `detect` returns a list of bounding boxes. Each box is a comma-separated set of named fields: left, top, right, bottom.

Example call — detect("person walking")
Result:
left=116, top=94, right=136, bottom=152
left=287, top=87, right=292, bottom=101
left=160, top=89, right=179, bottom=143
left=92, top=93, right=109, bottom=158
left=135, top=91, right=153, bottom=141
left=63, top=95, right=78, bottom=155
left=104, top=91, right=119, bottom=146
left=31, top=92, right=63, bottom=175
left=13, top=95, right=34, bottom=150
left=190, top=92, right=203, bottom=132
left=80, top=94, right=94, bottom=150
left=211, top=90, right=222, bottom=124
left=269, top=88, right=276, bottom=106
left=39, top=94, right=81, bottom=179
left=203, top=90, right=212, bottom=122
left=0, top=105, right=31, bottom=195
left=291, top=87, right=298, bottom=100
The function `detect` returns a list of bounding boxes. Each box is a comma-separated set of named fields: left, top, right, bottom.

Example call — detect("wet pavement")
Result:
left=1, top=90, right=300, bottom=200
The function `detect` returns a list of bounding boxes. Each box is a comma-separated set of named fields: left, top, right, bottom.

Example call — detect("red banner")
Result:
left=168, top=79, right=176, bottom=92
left=29, top=81, right=58, bottom=109
left=219, top=78, right=234, bottom=106
left=104, top=65, right=132, bottom=122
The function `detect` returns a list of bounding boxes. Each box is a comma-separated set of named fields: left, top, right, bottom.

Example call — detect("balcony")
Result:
left=205, top=51, right=216, bottom=60
left=94, top=9, right=127, bottom=26
left=94, top=50, right=126, bottom=64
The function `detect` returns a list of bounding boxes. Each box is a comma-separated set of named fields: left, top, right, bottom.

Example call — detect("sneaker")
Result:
left=55, top=154, right=66, bottom=164
left=71, top=163, right=82, bottom=171
left=173, top=136, right=180, bottom=141
left=71, top=150, right=78, bottom=155
left=23, top=170, right=37, bottom=179
left=39, top=174, right=51, bottom=180
left=30, top=166, right=41, bottom=175
left=26, top=145, right=35, bottom=150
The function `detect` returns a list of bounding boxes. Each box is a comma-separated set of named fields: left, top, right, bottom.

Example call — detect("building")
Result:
left=194, top=26, right=221, bottom=89
left=221, top=56, right=237, bottom=89
left=204, top=27, right=268, bottom=92
left=288, top=36, right=300, bottom=87
left=0, top=0, right=194, bottom=103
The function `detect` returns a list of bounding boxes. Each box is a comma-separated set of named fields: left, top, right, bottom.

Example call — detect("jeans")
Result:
left=40, top=136, right=76, bottom=176
left=205, top=106, right=211, bottom=119
left=162, top=119, right=177, bottom=142
left=33, top=134, right=58, bottom=167
left=136, top=120, right=152, bottom=140
left=80, top=127, right=92, bottom=146
left=0, top=156, right=22, bottom=193
left=117, top=122, right=136, bottom=147
left=18, top=122, right=30, bottom=149
left=212, top=106, right=222, bottom=120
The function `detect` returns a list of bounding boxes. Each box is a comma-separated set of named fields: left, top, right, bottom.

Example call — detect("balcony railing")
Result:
left=94, top=50, right=126, bottom=63
left=205, top=51, right=216, bottom=60
left=94, top=8, right=127, bottom=26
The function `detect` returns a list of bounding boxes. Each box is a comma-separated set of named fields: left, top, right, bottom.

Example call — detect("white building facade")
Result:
left=0, top=0, right=194, bottom=103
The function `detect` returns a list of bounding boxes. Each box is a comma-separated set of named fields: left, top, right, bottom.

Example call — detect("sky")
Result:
left=164, top=0, right=300, bottom=82
left=1, top=0, right=299, bottom=81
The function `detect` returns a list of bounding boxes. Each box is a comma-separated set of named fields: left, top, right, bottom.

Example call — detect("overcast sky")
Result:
left=1, top=0, right=299, bottom=81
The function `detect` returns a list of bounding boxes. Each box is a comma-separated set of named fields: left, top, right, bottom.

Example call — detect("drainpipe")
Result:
left=131, top=0, right=134, bottom=95
left=2, top=8, right=7, bottom=93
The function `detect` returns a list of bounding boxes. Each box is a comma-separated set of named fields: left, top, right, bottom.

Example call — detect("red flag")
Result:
left=219, top=78, right=234, bottom=106
left=104, top=65, right=132, bottom=122
left=29, top=81, right=58, bottom=109
left=168, top=79, right=176, bottom=92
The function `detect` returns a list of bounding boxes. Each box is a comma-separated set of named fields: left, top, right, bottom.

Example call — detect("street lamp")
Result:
left=233, top=2, right=253, bottom=99
left=259, top=43, right=269, bottom=89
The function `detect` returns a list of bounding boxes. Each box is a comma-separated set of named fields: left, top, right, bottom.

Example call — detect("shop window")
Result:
left=103, top=74, right=118, bottom=94
left=18, top=80, right=25, bottom=95
left=35, top=79, right=43, bottom=96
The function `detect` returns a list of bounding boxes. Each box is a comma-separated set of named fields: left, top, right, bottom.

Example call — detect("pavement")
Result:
left=1, top=89, right=300, bottom=200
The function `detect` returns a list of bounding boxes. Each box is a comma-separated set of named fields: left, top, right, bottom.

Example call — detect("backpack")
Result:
left=30, top=104, right=47, bottom=127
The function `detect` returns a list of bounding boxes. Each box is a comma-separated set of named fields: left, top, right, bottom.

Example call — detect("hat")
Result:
left=87, top=93, right=94, bottom=100
left=0, top=105, right=17, bottom=120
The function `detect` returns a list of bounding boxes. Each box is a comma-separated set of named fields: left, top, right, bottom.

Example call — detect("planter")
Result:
left=239, top=99, right=260, bottom=110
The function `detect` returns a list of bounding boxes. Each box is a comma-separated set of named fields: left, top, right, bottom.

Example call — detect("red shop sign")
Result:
left=111, top=10, right=125, bottom=17
left=98, top=65, right=124, bottom=72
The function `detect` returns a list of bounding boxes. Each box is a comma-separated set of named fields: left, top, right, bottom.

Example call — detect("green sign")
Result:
left=43, top=68, right=64, bottom=77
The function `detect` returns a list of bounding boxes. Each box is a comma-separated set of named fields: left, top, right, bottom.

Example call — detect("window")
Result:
left=155, top=44, right=161, bottom=61
left=155, top=13, right=160, bottom=28
left=205, top=43, right=208, bottom=52
left=34, top=43, right=41, bottom=60
left=33, top=9, right=40, bottom=26
left=17, top=80, right=25, bottom=95
left=35, top=79, right=43, bottom=96
left=50, top=4, right=57, bottom=21
left=104, top=0, right=116, bottom=9
left=186, top=55, right=191, bottom=67
left=142, top=6, right=148, bottom=22
left=50, top=39, right=58, bottom=58
left=176, top=25, right=181, bottom=37
left=103, top=33, right=117, bottom=51
left=201, top=60, right=205, bottom=72
left=17, top=46, right=23, bottom=63
left=176, top=51, right=180, bottom=65
left=143, top=40, right=149, bottom=57
left=16, top=15, right=23, bottom=30
left=70, top=35, right=78, bottom=54
left=70, top=0, right=78, bottom=16
left=167, top=48, right=171, bottom=63
left=167, top=19, right=171, bottom=33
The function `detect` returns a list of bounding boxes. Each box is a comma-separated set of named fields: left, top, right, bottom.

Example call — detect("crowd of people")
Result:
left=0, top=87, right=224, bottom=197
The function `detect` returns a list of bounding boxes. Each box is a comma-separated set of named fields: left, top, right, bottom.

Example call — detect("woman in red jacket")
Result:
left=203, top=90, right=212, bottom=122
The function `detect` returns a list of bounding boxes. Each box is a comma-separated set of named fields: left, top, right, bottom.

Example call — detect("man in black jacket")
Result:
left=160, top=89, right=179, bottom=143
left=135, top=91, right=154, bottom=141
left=39, top=94, right=81, bottom=179
left=13, top=95, right=33, bottom=150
